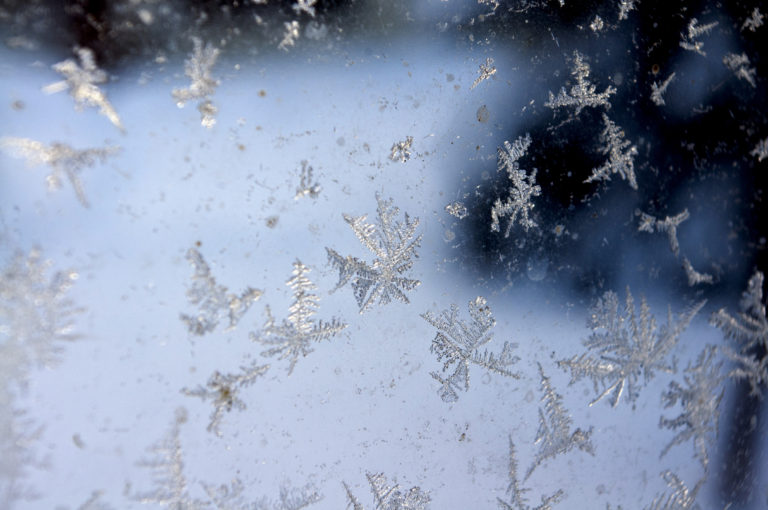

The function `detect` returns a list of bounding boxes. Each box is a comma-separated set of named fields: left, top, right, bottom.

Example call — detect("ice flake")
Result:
left=292, top=0, right=317, bottom=17
left=681, top=257, right=713, bottom=286
left=278, top=21, right=301, bottom=51
left=742, top=8, right=763, bottom=32
left=172, top=38, right=221, bottom=128
left=617, top=0, right=636, bottom=21
left=251, top=260, right=346, bottom=374
left=1, top=137, right=120, bottom=207
left=751, top=137, right=768, bottom=162
left=497, top=437, right=564, bottom=510
left=490, top=134, right=541, bottom=237
left=637, top=209, right=690, bottom=257
left=390, top=136, right=414, bottom=163
left=585, top=114, right=638, bottom=190
left=326, top=194, right=422, bottom=313
left=295, top=160, right=321, bottom=199
left=650, top=72, right=676, bottom=106
left=471, top=57, right=497, bottom=90
left=544, top=51, right=616, bottom=115
left=679, top=18, right=718, bottom=56
left=343, top=472, right=430, bottom=510
left=179, top=247, right=263, bottom=335
left=723, top=52, right=757, bottom=88
left=645, top=471, right=702, bottom=510
left=421, top=297, right=521, bottom=403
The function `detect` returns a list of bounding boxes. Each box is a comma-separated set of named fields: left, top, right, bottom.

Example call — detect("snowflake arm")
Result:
left=584, top=114, right=638, bottom=190
left=681, top=257, right=713, bottom=286
left=637, top=209, right=690, bottom=257
left=723, top=53, right=757, bottom=88
left=343, top=473, right=430, bottom=510
left=679, top=18, right=718, bottom=56
left=497, top=437, right=564, bottom=510
left=471, top=57, right=497, bottom=89
left=544, top=51, right=616, bottom=115
left=650, top=72, right=676, bottom=106
left=644, top=471, right=702, bottom=510
left=172, top=38, right=221, bottom=128
left=490, top=135, right=541, bottom=237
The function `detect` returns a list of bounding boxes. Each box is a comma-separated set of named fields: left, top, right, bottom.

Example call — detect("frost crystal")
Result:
left=585, top=114, right=638, bottom=190
left=544, top=51, right=616, bottom=115
left=181, top=362, right=270, bottom=435
left=389, top=136, right=414, bottom=163
left=526, top=364, right=593, bottom=480
left=617, top=0, right=636, bottom=21
left=645, top=471, right=702, bottom=510
left=68, top=491, right=114, bottom=510
left=659, top=346, right=723, bottom=469
left=278, top=21, right=301, bottom=51
left=295, top=161, right=321, bottom=199
left=723, top=52, right=757, bottom=88
left=326, top=194, right=422, bottom=314
left=590, top=16, right=604, bottom=32
left=637, top=209, right=690, bottom=258
left=650, top=72, right=676, bottom=106
left=251, top=260, right=346, bottom=374
left=681, top=257, right=713, bottom=286
left=741, top=7, right=763, bottom=32
left=490, top=134, right=541, bottom=237
left=172, top=38, right=221, bottom=128
left=497, top=437, right=564, bottom=510
left=558, top=288, right=704, bottom=407
left=421, top=297, right=521, bottom=403
left=343, top=472, right=430, bottom=510
left=1, top=137, right=120, bottom=207
left=679, top=18, right=718, bottom=56
left=445, top=201, right=468, bottom=219
left=710, top=270, right=768, bottom=398
left=751, top=137, right=768, bottom=162
left=471, top=57, right=497, bottom=90
left=44, top=47, right=124, bottom=131
left=179, top=247, right=263, bottom=335
left=292, top=0, right=317, bottom=17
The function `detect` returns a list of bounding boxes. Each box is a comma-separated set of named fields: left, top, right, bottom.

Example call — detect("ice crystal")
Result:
left=637, top=209, right=690, bottom=258
left=525, top=364, right=593, bottom=480
left=44, top=47, right=124, bottom=131
left=180, top=247, right=262, bottom=335
left=679, top=18, right=718, bottom=56
left=585, top=114, right=638, bottom=190
left=181, top=362, right=270, bottom=435
left=445, top=201, right=468, bottom=219
left=558, top=288, right=704, bottom=407
left=497, top=437, right=564, bottom=510
left=723, top=52, right=757, bottom=88
left=650, top=72, right=676, bottom=106
left=590, top=16, right=604, bottom=32
left=295, top=161, right=321, bottom=199
left=67, top=491, right=114, bottom=510
left=204, top=479, right=321, bottom=510
left=343, top=472, right=430, bottom=510
left=172, top=38, right=221, bottom=128
left=278, top=21, right=301, bottom=51
left=544, top=51, right=616, bottom=115
left=490, top=134, right=541, bottom=237
left=751, top=137, right=768, bottom=162
left=471, top=57, right=497, bottom=90
left=681, top=257, right=713, bottom=286
left=659, top=346, right=723, bottom=469
left=617, top=0, right=636, bottom=21
left=0, top=137, right=120, bottom=207
left=421, top=297, right=521, bottom=403
left=710, top=270, right=768, bottom=397
left=741, top=7, right=763, bottom=32
left=292, top=0, right=317, bottom=17
left=645, top=471, right=702, bottom=510
left=326, top=194, right=422, bottom=313
left=389, top=136, right=414, bottom=163
left=251, top=260, right=346, bottom=374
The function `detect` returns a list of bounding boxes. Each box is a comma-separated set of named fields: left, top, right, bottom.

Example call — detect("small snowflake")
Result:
left=545, top=51, right=616, bottom=115
left=585, top=114, right=638, bottom=190
left=679, top=18, right=718, bottom=56
left=490, top=134, right=541, bottom=237
left=172, top=38, right=221, bottom=128
left=390, top=136, right=414, bottom=163
left=471, top=57, right=497, bottom=90
left=650, top=72, right=676, bottom=106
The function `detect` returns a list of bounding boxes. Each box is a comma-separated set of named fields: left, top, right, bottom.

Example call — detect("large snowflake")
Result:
left=490, top=134, right=541, bottom=237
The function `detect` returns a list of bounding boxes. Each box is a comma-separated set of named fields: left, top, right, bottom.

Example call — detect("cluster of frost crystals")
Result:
left=179, top=247, right=263, bottom=335
left=0, top=137, right=120, bottom=207
left=722, top=52, right=757, bottom=88
left=526, top=364, right=593, bottom=480
left=497, top=437, right=563, bottom=510
left=558, top=288, right=705, bottom=407
left=490, top=134, right=541, bottom=237
left=251, top=260, right=347, bottom=374
left=470, top=57, right=497, bottom=89
left=44, top=47, right=124, bottom=131
left=644, top=471, right=702, bottom=510
left=650, top=72, right=675, bottom=106
left=544, top=51, right=616, bottom=115
left=617, top=0, right=636, bottom=21
left=742, top=7, right=764, bottom=32
left=679, top=18, right=718, bottom=56
left=172, top=38, right=221, bottom=128
left=278, top=21, right=301, bottom=50
left=326, top=194, right=422, bottom=314
left=751, top=137, right=768, bottom=162
left=343, top=472, right=430, bottom=510
left=389, top=136, right=414, bottom=163
left=659, top=346, right=723, bottom=469
left=710, top=270, right=768, bottom=398
left=585, top=114, right=638, bottom=190
left=421, top=296, right=521, bottom=403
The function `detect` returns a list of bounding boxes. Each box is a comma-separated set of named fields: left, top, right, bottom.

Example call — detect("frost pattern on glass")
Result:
left=421, top=297, right=521, bottom=403
left=251, top=260, right=347, bottom=374
left=389, top=136, right=414, bottom=163
left=723, top=52, right=757, bottom=88
left=343, top=472, right=430, bottom=510
left=679, top=18, right=718, bottom=56
left=658, top=346, right=723, bottom=469
left=292, top=0, right=317, bottom=17
left=497, top=437, right=563, bottom=510
left=544, top=51, right=616, bottom=115
left=179, top=247, right=263, bottom=335
left=43, top=47, right=124, bottom=132
left=490, top=134, right=541, bottom=237
left=0, top=137, right=120, bottom=207
left=645, top=471, right=702, bottom=510
left=650, top=72, right=675, bottom=106
left=172, top=38, right=221, bottom=128
left=525, top=364, right=593, bottom=480
left=637, top=209, right=690, bottom=258
left=584, top=114, right=638, bottom=190
left=326, top=194, right=422, bottom=314
left=710, top=270, right=768, bottom=398
left=470, top=57, right=497, bottom=90
left=558, top=288, right=705, bottom=407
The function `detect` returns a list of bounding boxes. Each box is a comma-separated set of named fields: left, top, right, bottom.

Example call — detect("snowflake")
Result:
left=421, top=297, right=521, bottom=403
left=471, top=57, right=497, bottom=90
left=650, top=72, right=676, bottom=106
left=679, top=18, right=718, bottom=56
left=585, top=114, right=638, bottom=190
left=181, top=362, right=270, bottom=435
left=1, top=137, right=120, bottom=207
left=343, top=472, right=430, bottom=510
left=292, top=0, right=317, bottom=16
left=659, top=346, right=723, bottom=469
left=278, top=21, right=301, bottom=51
left=544, top=51, right=616, bottom=115
left=742, top=7, right=763, bottom=32
left=681, top=257, right=713, bottom=286
left=172, top=38, right=221, bottom=128
left=751, top=137, right=768, bottom=162
left=295, top=161, right=321, bottom=199
left=179, top=247, right=263, bottom=336
left=445, top=201, right=468, bottom=219
left=637, top=209, right=690, bottom=258
left=617, top=0, right=636, bottom=21
left=497, top=437, right=564, bottom=510
left=251, top=260, right=347, bottom=374
left=590, top=16, right=604, bottom=32
left=390, top=136, right=414, bottom=163
left=723, top=53, right=757, bottom=88
left=43, top=47, right=124, bottom=131
left=710, top=270, right=768, bottom=398
left=645, top=471, right=702, bottom=510
left=326, top=194, right=422, bottom=313
left=490, top=134, right=541, bottom=237
left=525, top=364, right=593, bottom=480
left=558, top=288, right=705, bottom=407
